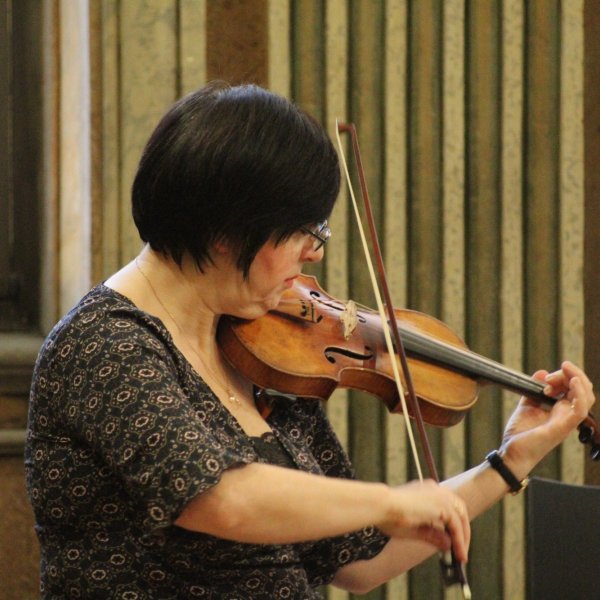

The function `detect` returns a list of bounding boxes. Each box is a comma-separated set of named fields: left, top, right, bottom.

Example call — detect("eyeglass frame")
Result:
left=300, top=220, right=331, bottom=251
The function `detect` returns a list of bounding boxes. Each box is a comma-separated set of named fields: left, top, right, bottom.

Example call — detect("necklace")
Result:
left=134, top=257, right=241, bottom=405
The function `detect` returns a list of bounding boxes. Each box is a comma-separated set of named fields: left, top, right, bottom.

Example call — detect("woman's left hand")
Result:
left=499, top=361, right=595, bottom=476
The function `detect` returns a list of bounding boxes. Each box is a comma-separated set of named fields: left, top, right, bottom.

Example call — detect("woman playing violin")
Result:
left=25, top=81, right=595, bottom=599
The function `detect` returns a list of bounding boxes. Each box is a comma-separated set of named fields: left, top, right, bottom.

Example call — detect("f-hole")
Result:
left=324, top=345, right=374, bottom=364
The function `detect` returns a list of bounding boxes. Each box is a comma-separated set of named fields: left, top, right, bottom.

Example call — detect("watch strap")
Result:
left=486, top=450, right=529, bottom=495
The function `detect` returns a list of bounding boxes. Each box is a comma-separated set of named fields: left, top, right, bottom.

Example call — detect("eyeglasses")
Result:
left=300, top=220, right=331, bottom=251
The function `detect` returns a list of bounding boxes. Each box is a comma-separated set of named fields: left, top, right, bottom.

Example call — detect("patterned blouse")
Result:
left=25, top=285, right=388, bottom=599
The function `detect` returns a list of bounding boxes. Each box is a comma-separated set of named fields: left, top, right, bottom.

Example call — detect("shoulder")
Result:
left=36, top=284, right=171, bottom=371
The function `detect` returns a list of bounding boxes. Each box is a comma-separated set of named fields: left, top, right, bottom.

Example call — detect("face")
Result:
left=223, top=229, right=325, bottom=319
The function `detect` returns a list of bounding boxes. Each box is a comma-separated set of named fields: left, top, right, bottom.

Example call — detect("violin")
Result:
left=217, top=273, right=600, bottom=459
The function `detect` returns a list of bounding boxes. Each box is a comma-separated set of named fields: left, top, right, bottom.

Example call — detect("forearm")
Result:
left=176, top=455, right=500, bottom=593
left=443, top=457, right=526, bottom=518
left=333, top=459, right=518, bottom=593
left=175, top=461, right=391, bottom=544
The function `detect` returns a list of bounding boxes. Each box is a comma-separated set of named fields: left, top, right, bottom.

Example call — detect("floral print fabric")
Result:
left=25, top=285, right=388, bottom=599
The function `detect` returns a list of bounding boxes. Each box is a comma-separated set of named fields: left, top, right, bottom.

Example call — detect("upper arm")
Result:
left=38, top=311, right=250, bottom=530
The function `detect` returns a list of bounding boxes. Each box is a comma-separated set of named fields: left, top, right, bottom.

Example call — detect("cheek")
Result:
left=253, top=243, right=298, bottom=278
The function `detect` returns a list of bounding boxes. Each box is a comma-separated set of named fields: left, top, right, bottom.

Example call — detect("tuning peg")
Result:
left=578, top=425, right=593, bottom=445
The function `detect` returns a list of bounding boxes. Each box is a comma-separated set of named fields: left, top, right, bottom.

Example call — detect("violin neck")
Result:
left=401, top=327, right=555, bottom=405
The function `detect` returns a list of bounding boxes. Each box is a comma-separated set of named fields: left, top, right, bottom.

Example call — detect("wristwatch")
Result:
left=485, top=450, right=529, bottom=495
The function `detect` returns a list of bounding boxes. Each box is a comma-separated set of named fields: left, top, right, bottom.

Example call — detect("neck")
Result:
left=133, top=250, right=246, bottom=406
left=135, top=248, right=219, bottom=346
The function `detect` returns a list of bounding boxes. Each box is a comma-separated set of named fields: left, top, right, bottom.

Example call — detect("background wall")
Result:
left=1, top=1, right=598, bottom=599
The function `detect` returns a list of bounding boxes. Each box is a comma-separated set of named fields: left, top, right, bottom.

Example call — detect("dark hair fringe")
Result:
left=132, top=82, right=340, bottom=277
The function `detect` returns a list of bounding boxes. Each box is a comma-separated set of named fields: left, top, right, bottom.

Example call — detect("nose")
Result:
left=302, top=243, right=325, bottom=263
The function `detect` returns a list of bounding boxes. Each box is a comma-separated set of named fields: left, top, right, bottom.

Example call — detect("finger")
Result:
left=532, top=369, right=550, bottom=382
left=437, top=497, right=470, bottom=562
left=543, top=369, right=569, bottom=396
left=566, top=376, right=595, bottom=415
left=545, top=361, right=593, bottom=399
left=564, top=363, right=595, bottom=406
left=521, top=370, right=552, bottom=405
left=417, top=524, right=452, bottom=553
left=459, top=498, right=471, bottom=549
left=541, top=376, right=594, bottom=440
left=561, top=360, right=588, bottom=381
left=553, top=362, right=595, bottom=410
left=449, top=498, right=470, bottom=562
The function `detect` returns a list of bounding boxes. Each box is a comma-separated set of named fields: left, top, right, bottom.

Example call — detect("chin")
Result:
left=231, top=299, right=279, bottom=321
left=254, top=294, right=284, bottom=317
left=233, top=308, right=267, bottom=321
left=226, top=289, right=285, bottom=321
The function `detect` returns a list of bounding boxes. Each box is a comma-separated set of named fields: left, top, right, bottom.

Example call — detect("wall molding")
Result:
left=0, top=333, right=42, bottom=395
left=0, top=428, right=26, bottom=456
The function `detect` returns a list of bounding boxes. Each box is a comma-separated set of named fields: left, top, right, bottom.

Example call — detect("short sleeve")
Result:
left=34, top=299, right=252, bottom=531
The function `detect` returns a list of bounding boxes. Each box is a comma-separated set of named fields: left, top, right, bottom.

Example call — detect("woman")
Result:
left=26, top=82, right=595, bottom=599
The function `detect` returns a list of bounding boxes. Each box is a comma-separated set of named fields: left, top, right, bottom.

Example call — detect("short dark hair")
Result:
left=132, top=81, right=340, bottom=277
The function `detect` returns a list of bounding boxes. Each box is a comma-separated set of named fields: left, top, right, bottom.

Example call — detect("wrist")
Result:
left=377, top=484, right=400, bottom=532
left=498, top=441, right=539, bottom=481
left=485, top=449, right=530, bottom=495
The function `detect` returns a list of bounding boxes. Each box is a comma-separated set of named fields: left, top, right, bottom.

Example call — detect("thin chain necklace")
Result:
left=135, top=257, right=240, bottom=405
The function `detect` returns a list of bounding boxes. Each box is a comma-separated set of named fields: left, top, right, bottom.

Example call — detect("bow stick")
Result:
left=335, top=121, right=472, bottom=599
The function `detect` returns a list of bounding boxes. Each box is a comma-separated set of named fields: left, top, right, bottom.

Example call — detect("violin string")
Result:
left=134, top=257, right=241, bottom=406
left=404, top=327, right=549, bottom=397
left=330, top=292, right=539, bottom=393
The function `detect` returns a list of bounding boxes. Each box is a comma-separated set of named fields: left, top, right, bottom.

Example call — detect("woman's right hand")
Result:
left=379, top=479, right=471, bottom=562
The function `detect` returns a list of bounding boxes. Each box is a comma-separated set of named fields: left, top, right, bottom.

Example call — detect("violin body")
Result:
left=218, top=274, right=600, bottom=457
left=218, top=274, right=477, bottom=427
